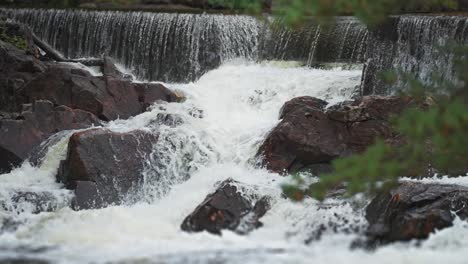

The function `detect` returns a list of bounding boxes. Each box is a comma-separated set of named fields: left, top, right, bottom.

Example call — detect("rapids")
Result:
left=0, top=61, right=467, bottom=263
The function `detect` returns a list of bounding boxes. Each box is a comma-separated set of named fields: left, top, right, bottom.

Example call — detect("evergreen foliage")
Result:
left=275, top=0, right=468, bottom=201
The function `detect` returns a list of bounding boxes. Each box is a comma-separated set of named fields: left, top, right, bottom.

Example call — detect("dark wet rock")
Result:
left=365, top=182, right=468, bottom=243
left=28, top=130, right=71, bottom=167
left=257, top=96, right=347, bottom=173
left=279, top=96, right=328, bottom=119
left=0, top=40, right=46, bottom=113
left=57, top=129, right=159, bottom=210
left=257, top=95, right=413, bottom=174
left=153, top=113, right=184, bottom=128
left=181, top=179, right=271, bottom=235
left=133, top=82, right=181, bottom=110
left=24, top=65, right=178, bottom=121
left=295, top=163, right=334, bottom=176
left=0, top=100, right=100, bottom=173
left=102, top=56, right=132, bottom=80
left=0, top=20, right=37, bottom=56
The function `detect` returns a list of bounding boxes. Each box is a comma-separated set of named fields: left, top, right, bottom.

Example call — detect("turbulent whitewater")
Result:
left=1, top=7, right=468, bottom=264
left=0, top=61, right=467, bottom=263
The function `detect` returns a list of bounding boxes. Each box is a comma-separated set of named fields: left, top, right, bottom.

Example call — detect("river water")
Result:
left=0, top=61, right=467, bottom=263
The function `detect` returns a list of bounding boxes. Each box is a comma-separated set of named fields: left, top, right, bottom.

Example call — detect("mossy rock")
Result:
left=0, top=22, right=36, bottom=54
left=0, top=24, right=27, bottom=51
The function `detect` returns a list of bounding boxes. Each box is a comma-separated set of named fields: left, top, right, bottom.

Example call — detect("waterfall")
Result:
left=2, top=9, right=467, bottom=92
left=362, top=15, right=468, bottom=95
left=2, top=7, right=468, bottom=263
left=259, top=17, right=368, bottom=66
left=1, top=8, right=369, bottom=82
left=2, top=8, right=261, bottom=82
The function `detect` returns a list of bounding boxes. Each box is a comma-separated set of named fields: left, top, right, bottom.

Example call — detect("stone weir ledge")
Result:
left=1, top=15, right=468, bottom=248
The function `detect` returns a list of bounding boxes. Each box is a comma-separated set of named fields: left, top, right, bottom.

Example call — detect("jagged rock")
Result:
left=0, top=40, right=46, bottom=113
left=25, top=65, right=178, bottom=121
left=365, top=182, right=468, bottom=243
left=102, top=56, right=132, bottom=80
left=257, top=96, right=347, bottom=173
left=57, top=129, right=159, bottom=210
left=0, top=100, right=100, bottom=173
left=181, top=179, right=271, bottom=235
left=133, top=82, right=181, bottom=110
left=0, top=20, right=37, bottom=56
left=257, top=96, right=413, bottom=174
left=279, top=96, right=328, bottom=119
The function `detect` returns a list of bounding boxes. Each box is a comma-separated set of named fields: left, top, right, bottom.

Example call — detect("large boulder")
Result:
left=181, top=179, right=271, bottom=235
left=366, top=182, right=468, bottom=243
left=0, top=100, right=100, bottom=173
left=24, top=65, right=179, bottom=121
left=0, top=20, right=38, bottom=56
left=57, top=128, right=159, bottom=210
left=257, top=96, right=413, bottom=174
left=0, top=39, right=46, bottom=113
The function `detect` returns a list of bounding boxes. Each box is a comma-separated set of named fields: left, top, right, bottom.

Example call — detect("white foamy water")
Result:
left=0, top=62, right=467, bottom=264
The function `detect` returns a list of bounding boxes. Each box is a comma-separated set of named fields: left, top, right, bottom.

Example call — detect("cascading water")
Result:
left=2, top=9, right=466, bottom=93
left=260, top=17, right=368, bottom=66
left=362, top=15, right=468, bottom=95
left=0, top=59, right=467, bottom=264
left=0, top=8, right=369, bottom=82
left=1, top=7, right=468, bottom=264
left=2, top=8, right=261, bottom=82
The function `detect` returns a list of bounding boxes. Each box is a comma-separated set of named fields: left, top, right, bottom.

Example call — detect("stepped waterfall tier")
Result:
left=0, top=6, right=467, bottom=264
left=3, top=8, right=467, bottom=93
left=362, top=15, right=468, bottom=94
left=1, top=8, right=369, bottom=82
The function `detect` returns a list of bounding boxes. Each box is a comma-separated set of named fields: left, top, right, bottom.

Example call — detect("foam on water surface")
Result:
left=0, top=61, right=466, bottom=264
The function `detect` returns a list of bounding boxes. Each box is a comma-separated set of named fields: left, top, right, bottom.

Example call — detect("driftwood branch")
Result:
left=32, top=33, right=66, bottom=62
left=32, top=33, right=104, bottom=67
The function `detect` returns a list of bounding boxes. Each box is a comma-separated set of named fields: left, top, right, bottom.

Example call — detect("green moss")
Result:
left=0, top=25, right=27, bottom=51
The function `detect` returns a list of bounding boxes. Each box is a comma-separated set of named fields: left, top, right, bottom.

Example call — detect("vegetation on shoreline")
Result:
left=272, top=0, right=468, bottom=200
left=0, top=23, right=26, bottom=50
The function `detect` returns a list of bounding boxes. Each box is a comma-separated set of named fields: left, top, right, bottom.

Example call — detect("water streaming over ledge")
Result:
left=362, top=15, right=468, bottom=95
left=0, top=8, right=368, bottom=82
left=3, top=8, right=468, bottom=94
left=0, top=7, right=468, bottom=263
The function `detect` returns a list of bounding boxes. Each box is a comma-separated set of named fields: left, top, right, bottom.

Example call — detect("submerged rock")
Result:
left=57, top=128, right=159, bottom=210
left=365, top=182, right=468, bottom=243
left=257, top=95, right=413, bottom=174
left=181, top=179, right=271, bottom=235
left=0, top=100, right=100, bottom=173
left=0, top=191, right=71, bottom=214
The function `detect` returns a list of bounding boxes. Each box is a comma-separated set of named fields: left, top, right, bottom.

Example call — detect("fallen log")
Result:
left=32, top=33, right=66, bottom=62
left=32, top=33, right=104, bottom=66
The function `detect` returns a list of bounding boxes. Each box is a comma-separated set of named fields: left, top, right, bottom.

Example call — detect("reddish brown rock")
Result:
left=257, top=96, right=413, bottom=174
left=24, top=65, right=178, bottom=121
left=181, top=179, right=271, bottom=235
left=0, top=40, right=46, bottom=113
left=366, top=182, right=468, bottom=243
left=57, top=129, right=159, bottom=210
left=0, top=100, right=100, bottom=172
